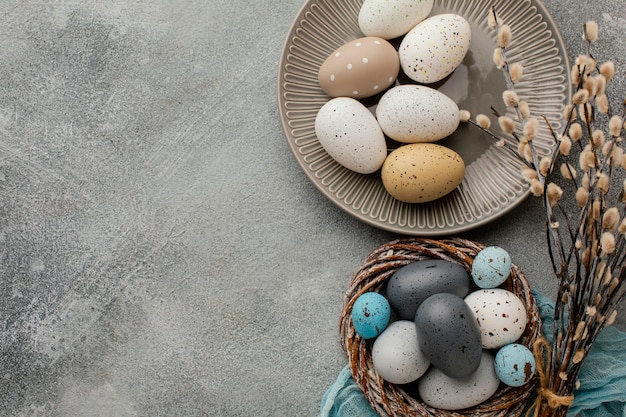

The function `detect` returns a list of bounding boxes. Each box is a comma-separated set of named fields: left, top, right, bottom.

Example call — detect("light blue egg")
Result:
left=494, top=343, right=536, bottom=387
left=471, top=246, right=512, bottom=288
left=351, top=292, right=391, bottom=339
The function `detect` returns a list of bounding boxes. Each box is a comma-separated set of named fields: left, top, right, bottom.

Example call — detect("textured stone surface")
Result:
left=0, top=0, right=624, bottom=416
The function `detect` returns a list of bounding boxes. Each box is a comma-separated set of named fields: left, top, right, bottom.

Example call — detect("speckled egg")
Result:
left=399, top=13, right=471, bottom=84
left=464, top=289, right=528, bottom=349
left=472, top=246, right=512, bottom=288
left=372, top=320, right=431, bottom=384
left=381, top=143, right=465, bottom=203
left=386, top=259, right=470, bottom=320
left=351, top=292, right=391, bottom=339
left=414, top=293, right=482, bottom=378
left=418, top=351, right=500, bottom=410
left=376, top=85, right=460, bottom=143
left=494, top=343, right=536, bottom=387
left=318, top=37, right=399, bottom=99
left=358, top=0, right=434, bottom=40
left=315, top=97, right=387, bottom=174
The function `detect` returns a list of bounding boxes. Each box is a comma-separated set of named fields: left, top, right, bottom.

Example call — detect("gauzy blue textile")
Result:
left=321, top=291, right=626, bottom=417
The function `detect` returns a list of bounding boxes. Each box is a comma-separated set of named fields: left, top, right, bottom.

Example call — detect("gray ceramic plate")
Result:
left=278, top=0, right=570, bottom=236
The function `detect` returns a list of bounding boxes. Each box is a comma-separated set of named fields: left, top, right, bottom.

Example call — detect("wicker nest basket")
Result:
left=339, top=237, right=543, bottom=417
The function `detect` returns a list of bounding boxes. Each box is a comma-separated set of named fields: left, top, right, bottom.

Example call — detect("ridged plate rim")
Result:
left=277, top=0, right=571, bottom=236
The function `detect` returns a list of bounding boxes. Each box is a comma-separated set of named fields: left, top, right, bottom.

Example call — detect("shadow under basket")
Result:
left=339, top=237, right=543, bottom=417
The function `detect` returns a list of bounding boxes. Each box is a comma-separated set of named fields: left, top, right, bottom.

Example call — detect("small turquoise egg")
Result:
left=351, top=292, right=391, bottom=339
left=471, top=246, right=512, bottom=288
left=494, top=343, right=536, bottom=387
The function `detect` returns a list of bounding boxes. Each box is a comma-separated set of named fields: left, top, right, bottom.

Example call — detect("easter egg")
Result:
left=381, top=143, right=465, bottom=203
left=358, top=0, right=434, bottom=40
left=418, top=351, right=500, bottom=410
left=318, top=37, right=399, bottom=99
left=472, top=246, right=512, bottom=288
left=399, top=13, right=471, bottom=84
left=315, top=97, right=387, bottom=174
left=372, top=320, right=431, bottom=384
left=465, top=289, right=528, bottom=349
left=351, top=292, right=391, bottom=339
left=494, top=343, right=536, bottom=387
left=376, top=85, right=460, bottom=143
left=414, top=293, right=482, bottom=378
left=386, top=259, right=470, bottom=320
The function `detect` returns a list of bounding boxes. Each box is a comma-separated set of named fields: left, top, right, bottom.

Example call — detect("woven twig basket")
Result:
left=340, top=237, right=543, bottom=417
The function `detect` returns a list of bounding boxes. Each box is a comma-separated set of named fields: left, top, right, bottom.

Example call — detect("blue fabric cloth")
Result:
left=321, top=291, right=626, bottom=417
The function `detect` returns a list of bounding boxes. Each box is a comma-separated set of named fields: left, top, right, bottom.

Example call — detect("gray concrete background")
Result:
left=0, top=0, right=624, bottom=416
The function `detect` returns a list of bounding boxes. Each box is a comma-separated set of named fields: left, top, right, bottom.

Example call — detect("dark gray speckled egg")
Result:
left=414, top=293, right=482, bottom=378
left=386, top=259, right=470, bottom=320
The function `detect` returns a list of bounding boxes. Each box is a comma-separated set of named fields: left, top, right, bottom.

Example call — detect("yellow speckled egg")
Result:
left=318, top=37, right=399, bottom=99
left=381, top=143, right=465, bottom=203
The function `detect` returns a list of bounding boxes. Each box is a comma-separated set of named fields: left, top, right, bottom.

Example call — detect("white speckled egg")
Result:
left=465, top=289, right=528, bottom=349
left=372, top=320, right=431, bottom=384
left=399, top=13, right=471, bottom=84
left=381, top=143, right=465, bottom=203
left=358, top=0, right=434, bottom=40
left=318, top=37, right=399, bottom=99
left=376, top=85, right=460, bottom=143
left=472, top=246, right=512, bottom=288
left=418, top=351, right=500, bottom=410
left=315, top=97, right=387, bottom=174
left=494, top=343, right=536, bottom=387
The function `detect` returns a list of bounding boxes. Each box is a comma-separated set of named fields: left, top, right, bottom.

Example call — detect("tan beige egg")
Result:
left=381, top=143, right=465, bottom=203
left=318, top=37, right=399, bottom=99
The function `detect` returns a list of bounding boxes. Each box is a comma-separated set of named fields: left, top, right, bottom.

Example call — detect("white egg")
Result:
left=418, top=351, right=500, bottom=410
left=372, top=320, right=430, bottom=384
left=358, top=0, right=434, bottom=40
left=376, top=85, right=460, bottom=143
left=314, top=97, right=387, bottom=174
left=465, top=289, right=528, bottom=349
left=399, top=13, right=471, bottom=84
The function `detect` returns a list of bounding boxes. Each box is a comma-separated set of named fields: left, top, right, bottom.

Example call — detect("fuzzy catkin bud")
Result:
left=573, top=89, right=590, bottom=105
left=597, top=94, right=610, bottom=114
left=493, top=48, right=505, bottom=68
left=592, top=129, right=605, bottom=148
left=509, top=63, right=524, bottom=83
left=602, top=207, right=620, bottom=230
left=585, top=21, right=599, bottom=43
left=594, top=74, right=607, bottom=96
left=522, top=168, right=538, bottom=181
left=584, top=76, right=598, bottom=98
left=600, top=61, right=615, bottom=81
left=459, top=109, right=471, bottom=122
left=569, top=123, right=583, bottom=142
left=539, top=157, right=551, bottom=176
left=503, top=90, right=520, bottom=107
left=610, top=116, right=623, bottom=137
left=519, top=100, right=530, bottom=120
left=476, top=114, right=491, bottom=129
left=611, top=146, right=624, bottom=167
left=598, top=172, right=610, bottom=194
left=607, top=310, right=618, bottom=326
left=498, top=24, right=512, bottom=47
left=559, top=136, right=573, bottom=156
left=576, top=187, right=589, bottom=207
left=498, top=116, right=515, bottom=133
left=488, top=7, right=497, bottom=29
left=547, top=183, right=563, bottom=207
left=563, top=104, right=577, bottom=121
left=601, top=232, right=616, bottom=254
left=524, top=117, right=539, bottom=140
left=530, top=178, right=544, bottom=196
left=560, top=163, right=576, bottom=180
